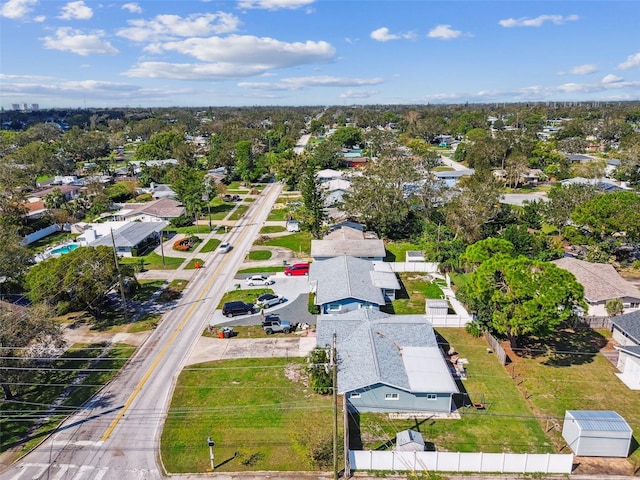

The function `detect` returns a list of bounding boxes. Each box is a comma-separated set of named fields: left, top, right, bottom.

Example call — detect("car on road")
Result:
left=256, top=293, right=285, bottom=309
left=262, top=316, right=292, bottom=334
left=245, top=275, right=275, bottom=286
left=219, top=242, right=232, bottom=253
left=222, top=301, right=255, bottom=317
left=284, top=262, right=309, bottom=276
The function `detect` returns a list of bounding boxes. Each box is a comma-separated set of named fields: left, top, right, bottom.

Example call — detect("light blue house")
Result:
left=309, top=256, right=399, bottom=314
left=316, top=310, right=459, bottom=413
left=432, top=168, right=475, bottom=188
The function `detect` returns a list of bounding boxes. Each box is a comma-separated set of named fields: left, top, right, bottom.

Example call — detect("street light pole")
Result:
left=207, top=437, right=215, bottom=471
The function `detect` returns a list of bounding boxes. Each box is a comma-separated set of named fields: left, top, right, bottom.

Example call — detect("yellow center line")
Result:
left=100, top=187, right=273, bottom=441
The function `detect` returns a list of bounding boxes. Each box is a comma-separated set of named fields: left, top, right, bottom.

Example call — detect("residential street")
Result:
left=0, top=182, right=283, bottom=480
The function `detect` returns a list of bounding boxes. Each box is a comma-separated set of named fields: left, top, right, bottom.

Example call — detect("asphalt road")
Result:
left=1, top=182, right=283, bottom=480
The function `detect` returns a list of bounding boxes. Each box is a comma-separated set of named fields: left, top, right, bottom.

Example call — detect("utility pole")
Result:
left=160, top=229, right=165, bottom=266
left=110, top=229, right=128, bottom=323
left=207, top=437, right=215, bottom=471
left=331, top=333, right=338, bottom=480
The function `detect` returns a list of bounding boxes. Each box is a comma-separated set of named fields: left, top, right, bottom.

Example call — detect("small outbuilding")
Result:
left=395, top=429, right=425, bottom=452
left=562, top=410, right=632, bottom=457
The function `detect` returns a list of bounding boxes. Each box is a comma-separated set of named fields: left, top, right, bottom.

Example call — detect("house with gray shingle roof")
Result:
left=81, top=221, right=168, bottom=257
left=111, top=198, right=185, bottom=222
left=552, top=257, right=640, bottom=316
left=612, top=311, right=640, bottom=390
left=316, top=310, right=459, bottom=413
left=309, top=256, right=399, bottom=313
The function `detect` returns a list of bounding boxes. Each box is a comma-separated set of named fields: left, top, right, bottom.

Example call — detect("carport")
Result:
left=562, top=410, right=633, bottom=457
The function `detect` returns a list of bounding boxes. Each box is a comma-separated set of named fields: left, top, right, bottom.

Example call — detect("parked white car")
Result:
left=256, top=293, right=285, bottom=308
left=245, top=275, right=275, bottom=286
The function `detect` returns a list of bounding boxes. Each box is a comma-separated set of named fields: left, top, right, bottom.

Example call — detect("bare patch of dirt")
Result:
left=572, top=455, right=635, bottom=475
left=284, top=363, right=305, bottom=383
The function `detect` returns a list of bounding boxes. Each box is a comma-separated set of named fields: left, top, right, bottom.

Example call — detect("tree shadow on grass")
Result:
left=518, top=328, right=607, bottom=367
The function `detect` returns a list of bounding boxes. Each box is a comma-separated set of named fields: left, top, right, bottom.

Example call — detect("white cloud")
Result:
left=1, top=0, right=37, bottom=19
left=370, top=27, right=416, bottom=42
left=618, top=52, right=640, bottom=70
left=237, top=0, right=314, bottom=10
left=340, top=89, right=379, bottom=99
left=558, top=64, right=597, bottom=75
left=499, top=14, right=578, bottom=28
left=117, top=12, right=240, bottom=42
left=602, top=74, right=623, bottom=84
left=238, top=76, right=383, bottom=91
left=42, top=27, right=118, bottom=55
left=123, top=62, right=270, bottom=80
left=58, top=1, right=93, bottom=20
left=154, top=35, right=335, bottom=67
left=122, top=3, right=142, bottom=14
left=34, top=14, right=44, bottom=22
left=427, top=24, right=462, bottom=40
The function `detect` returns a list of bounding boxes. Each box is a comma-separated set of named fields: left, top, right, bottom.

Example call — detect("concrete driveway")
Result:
left=210, top=273, right=316, bottom=327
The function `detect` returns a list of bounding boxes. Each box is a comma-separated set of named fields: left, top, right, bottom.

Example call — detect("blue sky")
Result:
left=1, top=0, right=639, bottom=108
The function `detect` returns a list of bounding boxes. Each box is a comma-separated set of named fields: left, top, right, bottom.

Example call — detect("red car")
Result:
left=284, top=263, right=309, bottom=276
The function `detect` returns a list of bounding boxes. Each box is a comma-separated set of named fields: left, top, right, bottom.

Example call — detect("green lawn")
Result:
left=513, top=328, right=640, bottom=469
left=266, top=208, right=289, bottom=221
left=382, top=272, right=444, bottom=314
left=237, top=266, right=286, bottom=274
left=228, top=205, right=249, bottom=221
left=383, top=241, right=421, bottom=262
left=256, top=232, right=312, bottom=256
left=130, top=279, right=165, bottom=302
left=247, top=249, right=272, bottom=260
left=208, top=202, right=235, bottom=220
left=161, top=357, right=340, bottom=473
left=259, top=225, right=286, bottom=234
left=219, top=287, right=274, bottom=307
left=185, top=258, right=204, bottom=269
left=121, top=251, right=184, bottom=270
left=358, top=328, right=552, bottom=453
left=0, top=343, right=134, bottom=457
left=199, top=238, right=221, bottom=253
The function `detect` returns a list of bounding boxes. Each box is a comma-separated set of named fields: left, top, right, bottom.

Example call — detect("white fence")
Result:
left=387, top=262, right=440, bottom=273
left=427, top=315, right=470, bottom=327
left=21, top=224, right=62, bottom=245
left=349, top=450, right=573, bottom=474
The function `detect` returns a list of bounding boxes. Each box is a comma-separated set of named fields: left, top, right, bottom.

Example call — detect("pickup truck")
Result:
left=262, top=317, right=292, bottom=334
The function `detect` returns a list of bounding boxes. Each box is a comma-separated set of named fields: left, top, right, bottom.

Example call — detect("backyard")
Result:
left=382, top=272, right=445, bottom=314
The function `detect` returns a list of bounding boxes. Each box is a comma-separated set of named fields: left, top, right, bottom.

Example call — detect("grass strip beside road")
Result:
left=0, top=343, right=134, bottom=457
left=256, top=232, right=312, bottom=256
left=161, top=357, right=340, bottom=473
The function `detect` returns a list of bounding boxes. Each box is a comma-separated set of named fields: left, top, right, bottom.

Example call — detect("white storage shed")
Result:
left=562, top=410, right=632, bottom=457
left=395, top=429, right=425, bottom=452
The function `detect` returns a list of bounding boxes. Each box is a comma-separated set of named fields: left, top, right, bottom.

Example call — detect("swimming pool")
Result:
left=50, top=244, right=80, bottom=255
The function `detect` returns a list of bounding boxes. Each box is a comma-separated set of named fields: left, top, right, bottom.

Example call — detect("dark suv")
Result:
left=222, top=301, right=255, bottom=317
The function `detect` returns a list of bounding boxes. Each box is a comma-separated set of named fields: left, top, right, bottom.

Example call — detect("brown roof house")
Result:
left=110, top=198, right=185, bottom=222
left=311, top=223, right=386, bottom=261
left=552, top=257, right=640, bottom=316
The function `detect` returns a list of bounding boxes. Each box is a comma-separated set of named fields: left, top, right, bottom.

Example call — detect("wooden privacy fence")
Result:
left=349, top=450, right=574, bottom=474
left=578, top=316, right=613, bottom=329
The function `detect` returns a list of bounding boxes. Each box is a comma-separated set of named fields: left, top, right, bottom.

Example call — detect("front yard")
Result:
left=161, top=357, right=341, bottom=473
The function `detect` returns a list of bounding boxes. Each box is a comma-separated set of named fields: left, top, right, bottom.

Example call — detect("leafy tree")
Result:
left=300, top=166, right=327, bottom=239
left=234, top=140, right=258, bottom=185
left=461, top=238, right=514, bottom=271
left=136, top=130, right=185, bottom=161
left=25, top=246, right=121, bottom=318
left=306, top=346, right=332, bottom=395
left=542, top=183, right=601, bottom=229
left=170, top=166, right=206, bottom=224
left=458, top=255, right=587, bottom=347
left=0, top=303, right=64, bottom=400
left=0, top=226, right=33, bottom=293
left=443, top=172, right=502, bottom=243
left=571, top=191, right=640, bottom=242
left=343, top=155, right=419, bottom=238
left=419, top=221, right=467, bottom=272
left=308, top=139, right=343, bottom=170
left=605, top=298, right=624, bottom=317
left=331, top=126, right=362, bottom=148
